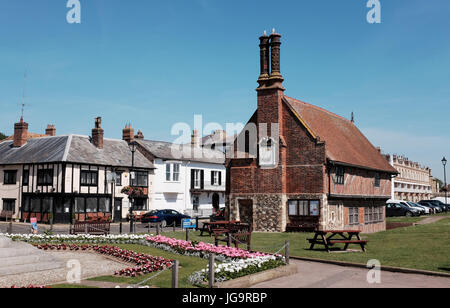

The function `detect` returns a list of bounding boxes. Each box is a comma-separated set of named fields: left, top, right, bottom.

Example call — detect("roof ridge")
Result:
left=285, top=95, right=354, bottom=124
left=62, top=135, right=73, bottom=161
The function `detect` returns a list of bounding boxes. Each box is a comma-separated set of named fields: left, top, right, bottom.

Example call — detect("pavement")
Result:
left=252, top=260, right=450, bottom=288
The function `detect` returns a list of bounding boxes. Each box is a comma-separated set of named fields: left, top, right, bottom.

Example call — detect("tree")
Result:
left=0, top=132, right=7, bottom=140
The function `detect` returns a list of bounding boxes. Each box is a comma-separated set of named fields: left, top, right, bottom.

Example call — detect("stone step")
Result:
left=0, top=247, right=42, bottom=259
left=0, top=254, right=57, bottom=267
left=0, top=261, right=64, bottom=277
left=0, top=237, right=12, bottom=248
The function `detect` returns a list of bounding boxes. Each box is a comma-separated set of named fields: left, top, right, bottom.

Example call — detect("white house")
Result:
left=133, top=136, right=226, bottom=218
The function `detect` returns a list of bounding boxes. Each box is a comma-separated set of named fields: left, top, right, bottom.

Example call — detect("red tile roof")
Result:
left=284, top=96, right=397, bottom=174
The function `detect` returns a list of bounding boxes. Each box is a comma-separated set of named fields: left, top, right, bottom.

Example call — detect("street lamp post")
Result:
left=129, top=142, right=137, bottom=233
left=442, top=157, right=447, bottom=206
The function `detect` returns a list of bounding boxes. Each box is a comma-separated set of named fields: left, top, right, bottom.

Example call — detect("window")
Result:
left=166, top=164, right=171, bottom=181
left=259, top=137, right=277, bottom=167
left=365, top=206, right=384, bottom=224
left=41, top=197, right=53, bottom=213
left=193, top=170, right=201, bottom=188
left=211, top=171, right=221, bottom=186
left=132, top=198, right=147, bottom=211
left=131, top=171, right=148, bottom=187
left=86, top=198, right=97, bottom=213
left=37, top=169, right=53, bottom=186
left=335, top=166, right=345, bottom=185
left=74, top=197, right=85, bottom=213
left=80, top=170, right=98, bottom=186
left=31, top=197, right=41, bottom=213
left=98, top=198, right=110, bottom=213
left=23, top=170, right=29, bottom=186
left=115, top=172, right=122, bottom=186
left=374, top=173, right=380, bottom=187
left=2, top=199, right=15, bottom=213
left=348, top=207, right=359, bottom=225
left=166, top=163, right=181, bottom=182
left=173, top=164, right=180, bottom=182
left=288, top=200, right=320, bottom=217
left=4, top=170, right=17, bottom=185
left=22, top=196, right=30, bottom=212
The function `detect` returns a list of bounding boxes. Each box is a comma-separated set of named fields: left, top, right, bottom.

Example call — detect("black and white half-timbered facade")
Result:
left=0, top=118, right=154, bottom=223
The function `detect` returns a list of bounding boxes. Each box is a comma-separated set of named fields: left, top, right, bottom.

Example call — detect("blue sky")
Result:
left=0, top=0, right=449, bottom=180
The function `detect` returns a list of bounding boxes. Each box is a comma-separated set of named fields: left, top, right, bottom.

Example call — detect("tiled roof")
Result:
left=284, top=96, right=398, bottom=173
left=136, top=139, right=225, bottom=164
left=0, top=135, right=154, bottom=169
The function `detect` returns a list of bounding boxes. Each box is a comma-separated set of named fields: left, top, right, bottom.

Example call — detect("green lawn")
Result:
left=161, top=215, right=450, bottom=273
left=87, top=244, right=208, bottom=288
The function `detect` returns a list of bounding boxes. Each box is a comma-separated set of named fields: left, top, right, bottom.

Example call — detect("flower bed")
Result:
left=188, top=255, right=285, bottom=285
left=34, top=244, right=173, bottom=277
left=4, top=233, right=286, bottom=285
left=145, top=235, right=274, bottom=261
left=2, top=233, right=148, bottom=245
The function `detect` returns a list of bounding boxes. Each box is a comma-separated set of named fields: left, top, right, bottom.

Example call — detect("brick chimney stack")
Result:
left=122, top=124, right=134, bottom=143
left=191, top=129, right=201, bottom=148
left=257, top=31, right=270, bottom=89
left=13, top=117, right=28, bottom=148
left=268, top=31, right=284, bottom=90
left=92, top=117, right=104, bottom=149
left=45, top=124, right=56, bottom=136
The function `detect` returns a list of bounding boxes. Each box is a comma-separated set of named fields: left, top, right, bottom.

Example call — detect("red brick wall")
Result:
left=327, top=166, right=391, bottom=197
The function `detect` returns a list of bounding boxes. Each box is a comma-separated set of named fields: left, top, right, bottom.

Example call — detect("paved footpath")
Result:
left=252, top=260, right=450, bottom=288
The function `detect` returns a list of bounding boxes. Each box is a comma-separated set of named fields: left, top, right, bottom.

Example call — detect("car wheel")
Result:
left=405, top=212, right=412, bottom=217
left=161, top=220, right=167, bottom=228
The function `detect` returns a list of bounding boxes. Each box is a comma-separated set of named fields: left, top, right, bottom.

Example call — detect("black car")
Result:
left=141, top=209, right=191, bottom=227
left=427, top=200, right=450, bottom=212
left=386, top=203, right=421, bottom=217
left=418, top=200, right=444, bottom=213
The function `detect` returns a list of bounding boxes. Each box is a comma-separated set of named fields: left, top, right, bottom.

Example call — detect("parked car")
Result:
left=386, top=203, right=421, bottom=217
left=141, top=209, right=191, bottom=227
left=406, top=202, right=431, bottom=215
left=418, top=200, right=443, bottom=213
left=428, top=200, right=450, bottom=212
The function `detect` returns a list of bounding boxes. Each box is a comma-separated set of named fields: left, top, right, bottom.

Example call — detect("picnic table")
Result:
left=308, top=230, right=368, bottom=253
left=199, top=220, right=239, bottom=236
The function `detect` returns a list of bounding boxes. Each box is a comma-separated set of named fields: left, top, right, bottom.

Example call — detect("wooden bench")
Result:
left=70, top=221, right=111, bottom=235
left=0, top=211, right=13, bottom=221
left=214, top=223, right=252, bottom=251
left=308, top=230, right=368, bottom=252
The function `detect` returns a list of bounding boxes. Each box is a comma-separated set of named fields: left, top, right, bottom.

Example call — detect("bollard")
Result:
left=156, top=223, right=160, bottom=235
left=185, top=228, right=190, bottom=242
left=172, top=260, right=179, bottom=288
left=119, top=221, right=123, bottom=234
left=173, top=222, right=176, bottom=232
left=195, top=217, right=199, bottom=231
left=208, top=254, right=215, bottom=288
left=7, top=220, right=13, bottom=234
left=285, top=240, right=290, bottom=264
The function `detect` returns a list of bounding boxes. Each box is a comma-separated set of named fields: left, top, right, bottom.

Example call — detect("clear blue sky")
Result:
left=0, top=0, right=449, bottom=180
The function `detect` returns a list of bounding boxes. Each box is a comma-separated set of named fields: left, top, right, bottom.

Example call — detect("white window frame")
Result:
left=193, top=170, right=201, bottom=189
